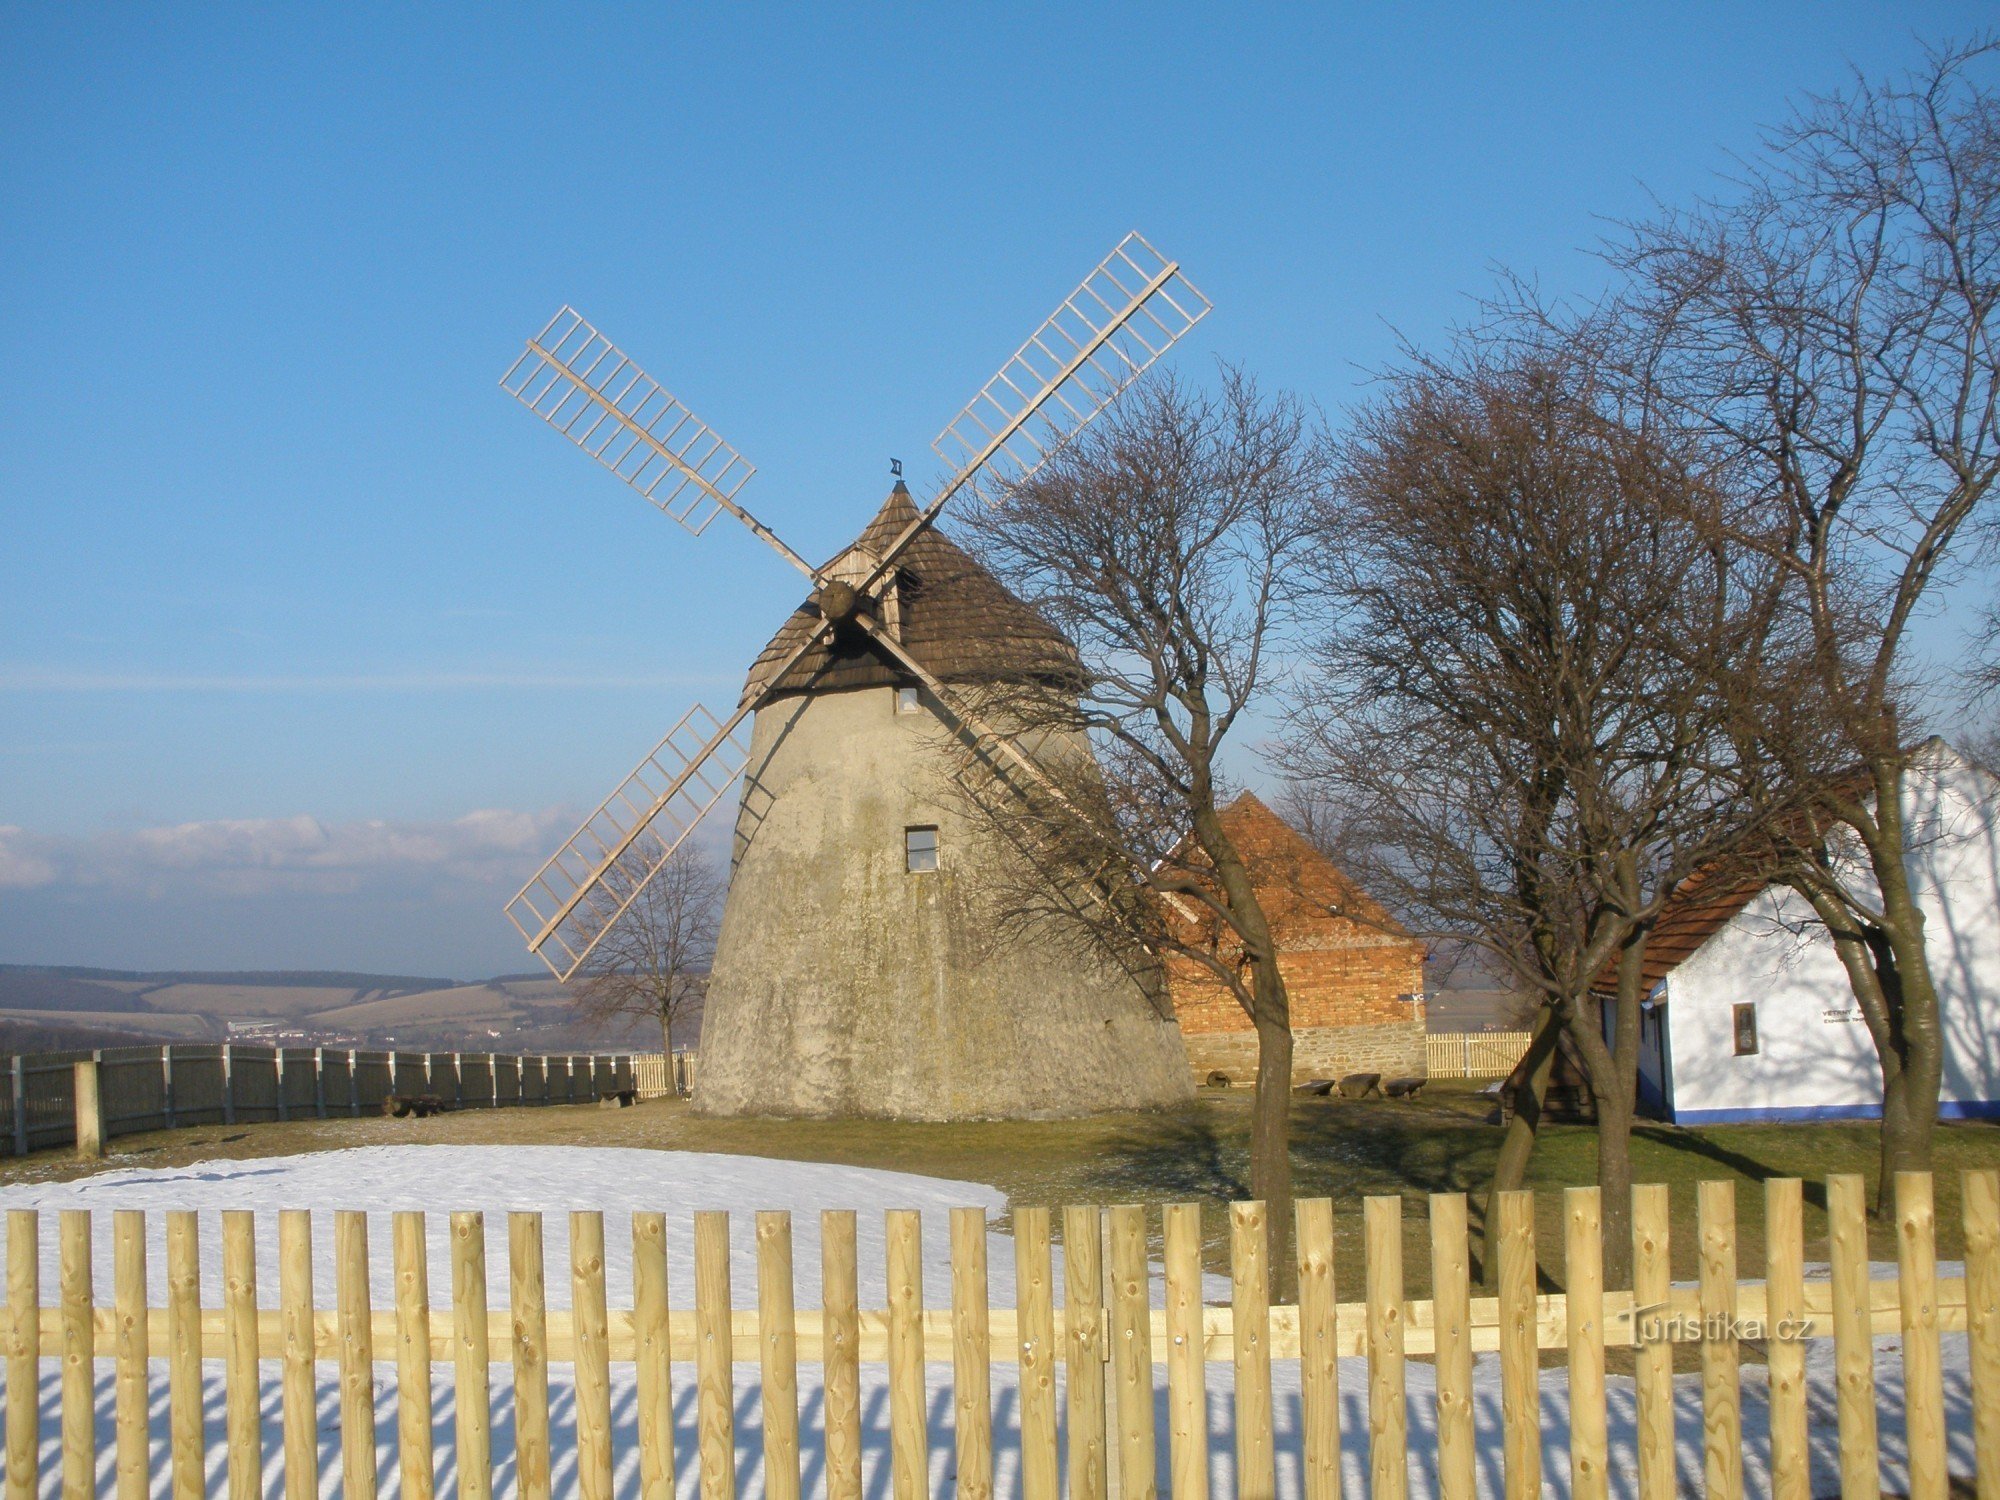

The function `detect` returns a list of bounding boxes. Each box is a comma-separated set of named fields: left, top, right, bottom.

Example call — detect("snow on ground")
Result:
left=0, top=1146, right=1981, bottom=1498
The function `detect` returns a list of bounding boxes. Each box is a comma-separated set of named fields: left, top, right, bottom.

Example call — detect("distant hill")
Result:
left=0, top=970, right=152, bottom=1012
left=0, top=964, right=461, bottom=992
left=0, top=964, right=645, bottom=1054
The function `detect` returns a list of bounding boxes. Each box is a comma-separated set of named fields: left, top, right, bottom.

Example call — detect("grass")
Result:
left=5, top=1080, right=1994, bottom=1302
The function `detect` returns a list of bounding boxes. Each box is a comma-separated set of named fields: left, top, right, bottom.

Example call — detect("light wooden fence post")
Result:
left=1696, top=1179, right=1742, bottom=1500
left=758, top=1211, right=802, bottom=1500
left=509, top=1213, right=552, bottom=1500
left=1964, top=1168, right=2000, bottom=1500
left=72, top=1061, right=103, bottom=1159
left=1827, top=1173, right=1879, bottom=1500
left=1630, top=1184, right=1673, bottom=1500
left=112, top=1211, right=149, bottom=1500
left=166, top=1210, right=203, bottom=1500
left=1895, top=1172, right=1945, bottom=1500
left=571, top=1211, right=613, bottom=1500
left=59, top=1209, right=92, bottom=1500
left=887, top=1209, right=928, bottom=1500
left=1063, top=1205, right=1107, bottom=1500
left=693, top=1210, right=736, bottom=1500
left=1427, top=1194, right=1473, bottom=1500
left=950, top=1206, right=994, bottom=1500
left=1107, top=1205, right=1154, bottom=1500
left=1364, top=1195, right=1408, bottom=1500
left=1495, top=1189, right=1540, bottom=1500
left=393, top=1212, right=434, bottom=1500
left=453, top=1212, right=494, bottom=1500
left=1230, top=1200, right=1275, bottom=1500
left=822, top=1210, right=863, bottom=1500
left=336, top=1210, right=378, bottom=1500
left=5, top=1210, right=39, bottom=1500
left=1563, top=1188, right=1607, bottom=1500
left=1163, top=1204, right=1209, bottom=1500
left=279, top=1210, right=318, bottom=1500
left=1293, top=1199, right=1339, bottom=1500
left=1014, top=1207, right=1060, bottom=1500
left=222, top=1210, right=262, bottom=1500
left=633, top=1211, right=676, bottom=1500
left=1764, top=1178, right=1808, bottom=1500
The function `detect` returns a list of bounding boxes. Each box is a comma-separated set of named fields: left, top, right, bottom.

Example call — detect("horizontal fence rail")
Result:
left=1, top=1169, right=1993, bottom=1498
left=2, top=1045, right=641, bottom=1157
left=1424, top=1031, right=1532, bottom=1080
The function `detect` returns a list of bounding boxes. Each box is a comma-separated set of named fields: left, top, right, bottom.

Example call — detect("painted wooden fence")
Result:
left=1424, top=1032, right=1533, bottom=1081
left=1, top=1170, right=1995, bottom=1499
left=1, top=1046, right=642, bottom=1157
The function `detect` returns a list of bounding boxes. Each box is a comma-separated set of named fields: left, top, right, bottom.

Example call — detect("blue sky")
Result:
left=1, top=4, right=1992, bottom=976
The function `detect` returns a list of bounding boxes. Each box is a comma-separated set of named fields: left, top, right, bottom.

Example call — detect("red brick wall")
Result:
left=1169, top=940, right=1424, bottom=1034
left=1162, top=794, right=1426, bottom=1062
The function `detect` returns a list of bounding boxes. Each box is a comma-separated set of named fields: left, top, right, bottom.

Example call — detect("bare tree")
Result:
left=948, top=367, right=1327, bottom=1286
left=571, top=843, right=724, bottom=1085
left=1607, top=41, right=2000, bottom=1201
left=1289, top=331, right=1788, bottom=1283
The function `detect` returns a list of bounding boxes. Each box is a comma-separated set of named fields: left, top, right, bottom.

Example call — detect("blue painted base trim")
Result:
left=1671, top=1100, right=2000, bottom=1125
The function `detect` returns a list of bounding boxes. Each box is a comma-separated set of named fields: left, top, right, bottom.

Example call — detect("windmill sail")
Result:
left=502, top=307, right=816, bottom=579
left=931, top=232, right=1211, bottom=505
left=855, top=233, right=1209, bottom=599
left=504, top=704, right=752, bottom=981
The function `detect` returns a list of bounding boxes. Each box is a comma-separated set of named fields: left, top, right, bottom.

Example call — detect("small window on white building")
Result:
left=895, top=685, right=921, bottom=714
left=905, top=826, right=938, bottom=873
left=1732, top=1003, right=1759, bottom=1056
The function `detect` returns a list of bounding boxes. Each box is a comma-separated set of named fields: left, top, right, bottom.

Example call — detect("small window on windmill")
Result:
left=896, top=685, right=921, bottom=715
left=905, top=826, right=938, bottom=873
left=1732, top=1002, right=1759, bottom=1056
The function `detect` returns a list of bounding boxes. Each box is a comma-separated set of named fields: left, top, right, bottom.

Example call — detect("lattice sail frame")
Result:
left=504, top=704, right=752, bottom=980
left=931, top=232, right=1212, bottom=506
left=502, top=308, right=762, bottom=535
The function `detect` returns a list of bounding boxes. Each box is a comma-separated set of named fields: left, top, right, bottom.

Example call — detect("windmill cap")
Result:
left=740, top=486, right=1077, bottom=704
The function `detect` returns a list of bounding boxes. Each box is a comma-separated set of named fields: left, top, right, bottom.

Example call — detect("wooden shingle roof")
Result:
left=740, top=484, right=1077, bottom=705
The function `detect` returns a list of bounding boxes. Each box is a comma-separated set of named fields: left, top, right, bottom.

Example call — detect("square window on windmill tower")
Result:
left=896, top=685, right=921, bottom=714
left=905, top=826, right=939, bottom=873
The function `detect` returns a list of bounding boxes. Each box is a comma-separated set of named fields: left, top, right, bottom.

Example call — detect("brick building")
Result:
left=1166, top=793, right=1427, bottom=1084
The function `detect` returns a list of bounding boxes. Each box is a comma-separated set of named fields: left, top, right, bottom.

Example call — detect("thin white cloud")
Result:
left=0, top=808, right=577, bottom=898
left=0, top=827, right=57, bottom=889
left=0, top=669, right=730, bottom=693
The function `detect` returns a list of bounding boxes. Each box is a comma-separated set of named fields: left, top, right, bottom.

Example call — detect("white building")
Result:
left=1635, top=741, right=1999, bottom=1125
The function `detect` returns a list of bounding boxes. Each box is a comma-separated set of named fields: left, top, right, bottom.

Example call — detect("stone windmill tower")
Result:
left=498, top=235, right=1207, bottom=1118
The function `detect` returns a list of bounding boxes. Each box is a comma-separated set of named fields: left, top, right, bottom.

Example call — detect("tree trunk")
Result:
left=1481, top=1002, right=1562, bottom=1286
left=1251, top=1005, right=1296, bottom=1301
left=1594, top=1086, right=1635, bottom=1289
left=1799, top=833, right=1944, bottom=1215
left=1567, top=928, right=1647, bottom=1291
left=660, top=1014, right=679, bottom=1097
left=1870, top=872, right=1943, bottom=1213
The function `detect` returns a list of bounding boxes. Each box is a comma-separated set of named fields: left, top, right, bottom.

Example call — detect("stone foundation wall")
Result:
left=1182, top=1019, right=1428, bottom=1087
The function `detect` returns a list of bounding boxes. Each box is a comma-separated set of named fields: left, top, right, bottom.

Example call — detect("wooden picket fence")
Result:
left=1423, top=1032, right=1533, bottom=1081
left=630, top=1051, right=698, bottom=1100
left=2, top=1169, right=1996, bottom=1500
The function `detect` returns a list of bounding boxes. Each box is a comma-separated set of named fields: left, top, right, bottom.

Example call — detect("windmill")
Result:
left=501, top=234, right=1210, bottom=1117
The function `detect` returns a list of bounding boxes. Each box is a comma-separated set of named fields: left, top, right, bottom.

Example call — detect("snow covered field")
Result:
left=0, top=1145, right=1980, bottom=1497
